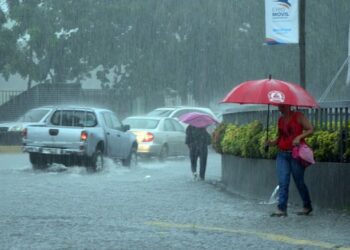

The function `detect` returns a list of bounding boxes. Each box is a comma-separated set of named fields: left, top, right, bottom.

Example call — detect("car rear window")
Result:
left=124, top=118, right=159, bottom=129
left=50, top=110, right=97, bottom=127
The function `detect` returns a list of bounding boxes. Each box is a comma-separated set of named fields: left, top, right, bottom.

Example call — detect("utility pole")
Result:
left=299, top=0, right=306, bottom=89
left=347, top=21, right=350, bottom=85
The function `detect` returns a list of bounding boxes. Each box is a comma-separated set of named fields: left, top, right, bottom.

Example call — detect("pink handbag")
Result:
left=292, top=143, right=315, bottom=167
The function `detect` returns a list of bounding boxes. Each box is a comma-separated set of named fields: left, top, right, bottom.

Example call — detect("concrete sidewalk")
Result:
left=0, top=145, right=21, bottom=154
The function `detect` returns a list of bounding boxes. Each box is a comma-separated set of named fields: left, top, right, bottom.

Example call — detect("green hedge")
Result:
left=212, top=120, right=350, bottom=163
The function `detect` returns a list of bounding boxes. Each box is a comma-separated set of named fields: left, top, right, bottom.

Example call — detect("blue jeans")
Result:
left=276, top=151, right=312, bottom=212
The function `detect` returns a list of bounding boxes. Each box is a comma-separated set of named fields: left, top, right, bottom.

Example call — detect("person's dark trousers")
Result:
left=190, top=145, right=208, bottom=179
left=189, top=146, right=199, bottom=174
left=198, top=145, right=208, bottom=180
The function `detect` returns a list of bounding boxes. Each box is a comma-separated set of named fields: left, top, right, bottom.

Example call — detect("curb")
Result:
left=0, top=146, right=22, bottom=154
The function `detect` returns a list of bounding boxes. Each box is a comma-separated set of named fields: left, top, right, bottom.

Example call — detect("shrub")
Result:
left=344, top=136, right=350, bottom=162
left=240, top=120, right=263, bottom=158
left=211, top=123, right=228, bottom=154
left=258, top=128, right=279, bottom=159
left=221, top=123, right=241, bottom=155
left=212, top=120, right=349, bottom=163
left=307, top=130, right=340, bottom=162
left=214, top=120, right=267, bottom=158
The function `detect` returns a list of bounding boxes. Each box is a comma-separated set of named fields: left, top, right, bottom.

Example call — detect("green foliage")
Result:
left=1, top=1, right=350, bottom=106
left=344, top=134, right=350, bottom=162
left=211, top=122, right=228, bottom=154
left=258, top=128, right=279, bottom=159
left=214, top=120, right=265, bottom=158
left=220, top=123, right=240, bottom=155
left=240, top=120, right=263, bottom=158
left=212, top=120, right=350, bottom=163
left=307, top=130, right=340, bottom=162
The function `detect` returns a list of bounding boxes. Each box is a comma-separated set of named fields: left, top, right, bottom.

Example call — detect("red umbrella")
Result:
left=221, top=76, right=319, bottom=151
left=221, top=77, right=319, bottom=108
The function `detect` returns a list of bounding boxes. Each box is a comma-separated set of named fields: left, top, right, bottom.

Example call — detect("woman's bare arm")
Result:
left=293, top=112, right=314, bottom=145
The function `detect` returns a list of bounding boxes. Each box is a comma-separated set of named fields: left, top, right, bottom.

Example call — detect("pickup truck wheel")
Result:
left=87, top=150, right=104, bottom=172
left=122, top=149, right=137, bottom=167
left=29, top=153, right=49, bottom=170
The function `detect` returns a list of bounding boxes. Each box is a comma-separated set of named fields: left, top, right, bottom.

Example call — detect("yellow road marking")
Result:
left=146, top=221, right=350, bottom=250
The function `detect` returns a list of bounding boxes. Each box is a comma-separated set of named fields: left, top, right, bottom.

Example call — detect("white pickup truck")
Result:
left=22, top=106, right=138, bottom=171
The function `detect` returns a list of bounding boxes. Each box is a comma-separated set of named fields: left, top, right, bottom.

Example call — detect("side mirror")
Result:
left=123, top=124, right=130, bottom=131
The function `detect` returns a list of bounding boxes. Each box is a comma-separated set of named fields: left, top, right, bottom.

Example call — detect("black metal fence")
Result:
left=223, top=101, right=350, bottom=129
left=0, top=84, right=133, bottom=122
left=0, top=90, right=22, bottom=106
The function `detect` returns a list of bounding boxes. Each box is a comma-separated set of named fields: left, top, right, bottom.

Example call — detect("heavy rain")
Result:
left=1, top=1, right=350, bottom=249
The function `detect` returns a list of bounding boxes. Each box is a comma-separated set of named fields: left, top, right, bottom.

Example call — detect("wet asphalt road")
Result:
left=0, top=151, right=349, bottom=250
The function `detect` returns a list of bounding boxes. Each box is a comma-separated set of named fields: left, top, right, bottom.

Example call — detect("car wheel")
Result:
left=122, top=148, right=137, bottom=167
left=158, top=145, right=168, bottom=162
left=29, top=153, right=49, bottom=170
left=86, top=150, right=104, bottom=172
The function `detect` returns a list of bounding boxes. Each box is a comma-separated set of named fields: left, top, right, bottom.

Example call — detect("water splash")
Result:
left=259, top=185, right=279, bottom=205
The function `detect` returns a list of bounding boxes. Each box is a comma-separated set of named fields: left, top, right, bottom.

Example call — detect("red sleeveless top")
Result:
left=277, top=111, right=305, bottom=151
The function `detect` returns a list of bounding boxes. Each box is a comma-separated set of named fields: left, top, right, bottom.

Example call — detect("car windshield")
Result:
left=124, top=118, right=159, bottom=129
left=18, top=109, right=51, bottom=122
left=147, top=109, right=173, bottom=117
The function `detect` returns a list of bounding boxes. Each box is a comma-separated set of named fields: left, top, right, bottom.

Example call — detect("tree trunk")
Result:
left=27, top=76, right=32, bottom=90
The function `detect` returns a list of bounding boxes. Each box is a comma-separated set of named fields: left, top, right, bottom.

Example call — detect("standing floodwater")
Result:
left=1, top=153, right=350, bottom=249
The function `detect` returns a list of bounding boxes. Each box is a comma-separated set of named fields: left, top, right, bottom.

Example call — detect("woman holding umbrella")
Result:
left=266, top=104, right=314, bottom=217
left=221, top=76, right=319, bottom=216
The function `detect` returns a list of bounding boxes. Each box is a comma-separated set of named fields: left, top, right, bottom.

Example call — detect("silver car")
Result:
left=147, top=106, right=219, bottom=134
left=123, top=116, right=188, bottom=161
left=0, top=106, right=55, bottom=132
left=147, top=106, right=217, bottom=120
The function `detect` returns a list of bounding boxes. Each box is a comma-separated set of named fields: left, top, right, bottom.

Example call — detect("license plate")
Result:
left=42, top=148, right=60, bottom=154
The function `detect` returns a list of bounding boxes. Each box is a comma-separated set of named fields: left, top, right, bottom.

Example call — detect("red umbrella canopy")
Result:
left=221, top=78, right=319, bottom=108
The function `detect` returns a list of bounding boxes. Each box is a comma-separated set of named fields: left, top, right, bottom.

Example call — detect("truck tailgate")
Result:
left=25, top=126, right=84, bottom=148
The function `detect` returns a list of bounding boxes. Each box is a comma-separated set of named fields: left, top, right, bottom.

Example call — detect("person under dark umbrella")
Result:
left=185, top=125, right=212, bottom=180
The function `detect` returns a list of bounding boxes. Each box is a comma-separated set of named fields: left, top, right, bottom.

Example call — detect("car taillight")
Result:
left=143, top=132, right=154, bottom=142
left=80, top=131, right=88, bottom=141
left=22, top=128, right=27, bottom=139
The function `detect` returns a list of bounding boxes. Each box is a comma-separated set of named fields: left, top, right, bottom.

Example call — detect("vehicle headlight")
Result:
left=9, top=125, right=23, bottom=132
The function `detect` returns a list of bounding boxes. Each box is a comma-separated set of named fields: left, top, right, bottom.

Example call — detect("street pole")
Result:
left=299, top=0, right=306, bottom=89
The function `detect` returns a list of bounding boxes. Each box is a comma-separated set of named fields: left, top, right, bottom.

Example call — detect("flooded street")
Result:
left=0, top=152, right=349, bottom=250
left=0, top=1, right=349, bottom=249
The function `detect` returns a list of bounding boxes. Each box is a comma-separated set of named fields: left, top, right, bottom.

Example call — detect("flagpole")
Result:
left=299, top=0, right=306, bottom=89
left=265, top=104, right=270, bottom=153
left=346, top=21, right=350, bottom=85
